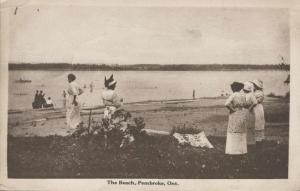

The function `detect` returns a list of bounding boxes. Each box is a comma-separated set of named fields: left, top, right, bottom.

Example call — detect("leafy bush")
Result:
left=170, top=124, right=202, bottom=135
left=72, top=109, right=146, bottom=148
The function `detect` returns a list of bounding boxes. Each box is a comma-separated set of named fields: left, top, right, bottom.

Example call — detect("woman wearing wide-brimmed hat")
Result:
left=102, top=75, right=131, bottom=148
left=251, top=79, right=265, bottom=145
left=102, top=74, right=122, bottom=119
left=225, top=82, right=248, bottom=155
left=243, top=81, right=258, bottom=146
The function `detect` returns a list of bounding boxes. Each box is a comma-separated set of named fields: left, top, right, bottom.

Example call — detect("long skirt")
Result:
left=226, top=132, right=247, bottom=154
left=66, top=105, right=81, bottom=129
left=225, top=109, right=247, bottom=155
left=255, top=130, right=265, bottom=142
left=246, top=110, right=256, bottom=145
left=253, top=104, right=265, bottom=141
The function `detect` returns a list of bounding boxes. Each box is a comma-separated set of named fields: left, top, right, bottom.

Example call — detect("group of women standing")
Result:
left=64, top=72, right=265, bottom=154
left=225, top=79, right=265, bottom=156
left=65, top=73, right=122, bottom=130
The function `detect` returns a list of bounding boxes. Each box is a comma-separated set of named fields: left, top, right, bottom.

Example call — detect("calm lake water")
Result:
left=9, top=70, right=289, bottom=110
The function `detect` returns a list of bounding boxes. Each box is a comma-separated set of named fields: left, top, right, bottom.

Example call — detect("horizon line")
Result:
left=8, top=63, right=288, bottom=65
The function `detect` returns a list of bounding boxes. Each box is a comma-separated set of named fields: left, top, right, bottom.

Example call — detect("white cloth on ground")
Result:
left=173, top=131, right=214, bottom=148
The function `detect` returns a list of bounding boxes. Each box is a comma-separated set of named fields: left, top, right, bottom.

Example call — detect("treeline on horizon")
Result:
left=9, top=63, right=290, bottom=71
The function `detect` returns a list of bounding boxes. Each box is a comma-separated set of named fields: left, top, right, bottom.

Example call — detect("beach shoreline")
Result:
left=8, top=96, right=289, bottom=143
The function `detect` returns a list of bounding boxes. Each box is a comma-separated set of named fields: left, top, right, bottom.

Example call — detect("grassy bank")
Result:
left=8, top=133, right=288, bottom=179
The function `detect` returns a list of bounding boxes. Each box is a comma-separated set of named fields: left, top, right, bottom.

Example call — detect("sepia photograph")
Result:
left=1, top=0, right=300, bottom=190
left=6, top=3, right=291, bottom=179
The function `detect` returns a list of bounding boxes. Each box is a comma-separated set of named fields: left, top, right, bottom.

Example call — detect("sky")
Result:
left=9, top=4, right=289, bottom=65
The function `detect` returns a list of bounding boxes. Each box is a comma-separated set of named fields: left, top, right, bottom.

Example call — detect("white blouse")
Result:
left=254, top=90, right=264, bottom=104
left=225, top=92, right=246, bottom=109
left=67, top=81, right=80, bottom=96
left=101, top=89, right=121, bottom=107
left=245, top=92, right=258, bottom=108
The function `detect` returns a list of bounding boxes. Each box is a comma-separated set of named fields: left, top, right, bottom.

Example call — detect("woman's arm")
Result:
left=248, top=103, right=257, bottom=111
left=226, top=105, right=236, bottom=113
left=103, top=99, right=114, bottom=106
left=112, top=92, right=122, bottom=107
left=249, top=93, right=258, bottom=111
left=72, top=95, right=78, bottom=106
left=70, top=82, right=79, bottom=106
left=225, top=94, right=235, bottom=113
left=256, top=91, right=264, bottom=104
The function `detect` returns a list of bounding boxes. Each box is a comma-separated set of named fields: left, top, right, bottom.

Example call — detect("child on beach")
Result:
left=251, top=79, right=265, bottom=146
left=45, top=97, right=54, bottom=108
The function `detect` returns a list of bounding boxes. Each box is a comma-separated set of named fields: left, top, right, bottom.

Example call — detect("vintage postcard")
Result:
left=1, top=0, right=300, bottom=190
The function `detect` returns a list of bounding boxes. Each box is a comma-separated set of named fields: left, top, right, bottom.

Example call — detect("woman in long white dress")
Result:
left=243, top=81, right=258, bottom=146
left=225, top=82, right=248, bottom=155
left=66, top=73, right=83, bottom=129
left=251, top=79, right=265, bottom=145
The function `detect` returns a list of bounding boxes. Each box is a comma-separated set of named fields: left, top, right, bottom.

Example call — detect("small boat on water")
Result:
left=15, top=78, right=32, bottom=83
left=14, top=93, right=28, bottom=96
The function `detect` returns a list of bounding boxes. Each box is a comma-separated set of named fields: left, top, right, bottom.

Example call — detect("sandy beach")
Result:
left=8, top=96, right=289, bottom=142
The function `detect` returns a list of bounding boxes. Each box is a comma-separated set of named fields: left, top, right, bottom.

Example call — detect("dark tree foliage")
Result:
left=9, top=63, right=290, bottom=71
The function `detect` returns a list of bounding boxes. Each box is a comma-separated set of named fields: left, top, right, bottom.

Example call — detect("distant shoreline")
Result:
left=9, top=63, right=290, bottom=71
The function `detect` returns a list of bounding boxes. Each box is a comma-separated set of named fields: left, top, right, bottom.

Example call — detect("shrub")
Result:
left=170, top=124, right=202, bottom=135
left=72, top=110, right=146, bottom=148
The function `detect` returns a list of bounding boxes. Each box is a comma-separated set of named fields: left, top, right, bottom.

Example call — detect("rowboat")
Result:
left=15, top=78, right=32, bottom=83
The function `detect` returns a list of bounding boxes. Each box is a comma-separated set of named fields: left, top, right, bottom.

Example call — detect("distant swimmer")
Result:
left=90, top=81, right=94, bottom=93
left=193, top=89, right=195, bottom=100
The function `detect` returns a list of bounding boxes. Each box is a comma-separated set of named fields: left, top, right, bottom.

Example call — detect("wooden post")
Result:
left=88, top=109, right=92, bottom=134
left=193, top=89, right=195, bottom=100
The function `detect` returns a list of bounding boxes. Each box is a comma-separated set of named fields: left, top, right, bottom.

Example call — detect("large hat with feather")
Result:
left=104, top=74, right=117, bottom=88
